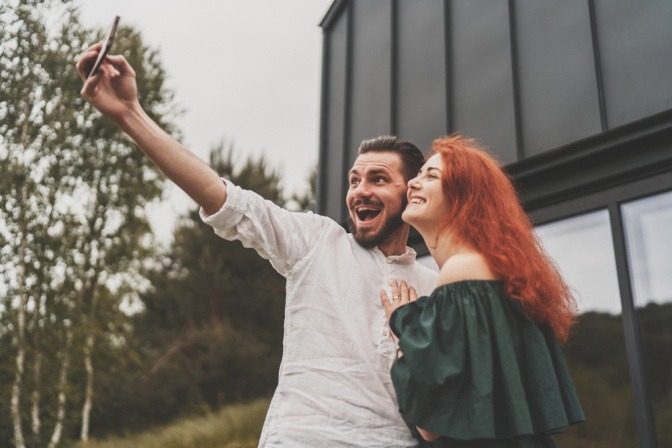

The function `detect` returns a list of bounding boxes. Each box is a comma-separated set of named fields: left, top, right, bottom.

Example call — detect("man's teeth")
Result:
left=356, top=206, right=381, bottom=221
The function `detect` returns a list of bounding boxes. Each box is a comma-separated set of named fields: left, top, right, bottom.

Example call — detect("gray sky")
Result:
left=78, top=0, right=333, bottom=242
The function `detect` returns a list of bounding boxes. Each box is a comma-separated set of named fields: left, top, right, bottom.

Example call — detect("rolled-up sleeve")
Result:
left=200, top=179, right=328, bottom=276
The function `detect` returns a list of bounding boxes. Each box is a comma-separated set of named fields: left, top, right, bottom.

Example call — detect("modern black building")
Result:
left=317, top=1, right=672, bottom=447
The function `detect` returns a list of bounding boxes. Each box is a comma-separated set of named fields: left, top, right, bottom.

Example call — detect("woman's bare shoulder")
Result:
left=437, top=252, right=497, bottom=286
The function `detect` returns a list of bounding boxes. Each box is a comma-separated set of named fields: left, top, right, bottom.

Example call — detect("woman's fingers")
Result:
left=399, top=280, right=410, bottom=303
left=390, top=280, right=400, bottom=303
left=380, top=290, right=392, bottom=318
left=384, top=280, right=416, bottom=319
left=391, top=280, right=411, bottom=304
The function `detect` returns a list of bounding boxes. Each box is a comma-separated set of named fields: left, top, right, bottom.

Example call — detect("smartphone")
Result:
left=87, top=16, right=120, bottom=79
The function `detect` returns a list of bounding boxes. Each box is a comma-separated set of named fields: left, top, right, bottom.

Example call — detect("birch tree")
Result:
left=0, top=1, right=178, bottom=445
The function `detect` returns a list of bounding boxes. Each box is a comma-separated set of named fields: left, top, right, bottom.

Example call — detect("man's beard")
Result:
left=347, top=198, right=407, bottom=249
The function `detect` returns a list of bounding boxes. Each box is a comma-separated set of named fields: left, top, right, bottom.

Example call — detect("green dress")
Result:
left=390, top=280, right=585, bottom=448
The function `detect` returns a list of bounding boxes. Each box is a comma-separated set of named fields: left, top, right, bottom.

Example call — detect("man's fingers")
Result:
left=75, top=43, right=103, bottom=77
left=76, top=50, right=100, bottom=81
left=83, top=42, right=103, bottom=53
left=106, top=54, right=135, bottom=77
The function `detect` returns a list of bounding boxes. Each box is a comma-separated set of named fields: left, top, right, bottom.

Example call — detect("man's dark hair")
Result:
left=357, top=135, right=424, bottom=182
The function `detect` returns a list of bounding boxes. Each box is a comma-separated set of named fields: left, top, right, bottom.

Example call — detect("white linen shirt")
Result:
left=200, top=180, right=437, bottom=448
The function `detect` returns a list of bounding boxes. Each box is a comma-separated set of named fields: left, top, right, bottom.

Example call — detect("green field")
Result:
left=74, top=398, right=270, bottom=448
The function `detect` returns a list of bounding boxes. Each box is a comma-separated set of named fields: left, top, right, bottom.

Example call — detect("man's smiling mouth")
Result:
left=355, top=206, right=381, bottom=222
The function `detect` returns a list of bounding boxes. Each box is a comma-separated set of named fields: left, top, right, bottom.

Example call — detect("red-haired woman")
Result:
left=382, top=134, right=584, bottom=447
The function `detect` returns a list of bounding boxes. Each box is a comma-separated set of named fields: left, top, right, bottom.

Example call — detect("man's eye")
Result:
left=374, top=177, right=386, bottom=184
left=350, top=178, right=360, bottom=186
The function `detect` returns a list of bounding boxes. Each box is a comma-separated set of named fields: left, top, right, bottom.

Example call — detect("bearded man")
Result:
left=77, top=44, right=437, bottom=448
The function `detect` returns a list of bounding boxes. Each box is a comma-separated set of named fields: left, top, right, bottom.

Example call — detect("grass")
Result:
left=73, top=398, right=270, bottom=448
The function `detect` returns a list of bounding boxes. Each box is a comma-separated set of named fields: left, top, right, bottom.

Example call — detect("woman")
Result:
left=381, top=134, right=585, bottom=447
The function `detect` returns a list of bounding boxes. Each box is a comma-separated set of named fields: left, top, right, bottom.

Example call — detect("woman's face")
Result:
left=402, top=154, right=449, bottom=230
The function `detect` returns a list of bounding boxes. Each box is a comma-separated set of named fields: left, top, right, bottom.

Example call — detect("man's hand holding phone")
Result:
left=76, top=16, right=140, bottom=123
left=87, top=15, right=120, bottom=78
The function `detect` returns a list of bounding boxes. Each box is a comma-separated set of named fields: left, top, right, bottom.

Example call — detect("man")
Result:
left=77, top=44, right=437, bottom=447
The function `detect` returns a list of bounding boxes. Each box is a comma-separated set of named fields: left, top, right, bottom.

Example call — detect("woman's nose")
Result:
left=407, top=176, right=420, bottom=189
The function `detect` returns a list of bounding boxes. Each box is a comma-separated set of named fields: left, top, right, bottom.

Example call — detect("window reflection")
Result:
left=622, top=190, right=672, bottom=447
left=536, top=210, right=639, bottom=447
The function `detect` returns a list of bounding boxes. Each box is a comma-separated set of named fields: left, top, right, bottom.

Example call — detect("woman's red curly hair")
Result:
left=431, top=134, right=576, bottom=342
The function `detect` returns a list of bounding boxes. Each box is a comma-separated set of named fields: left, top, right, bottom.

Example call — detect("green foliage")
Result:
left=73, top=398, right=269, bottom=448
left=289, top=165, right=316, bottom=212
left=637, top=301, right=672, bottom=447
left=89, top=144, right=304, bottom=437
left=554, top=305, right=672, bottom=448
left=0, top=1, right=179, bottom=446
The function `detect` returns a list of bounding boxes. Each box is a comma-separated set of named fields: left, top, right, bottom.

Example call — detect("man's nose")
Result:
left=353, top=180, right=373, bottom=198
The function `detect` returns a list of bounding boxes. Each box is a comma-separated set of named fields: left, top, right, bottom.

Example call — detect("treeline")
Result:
left=87, top=148, right=315, bottom=437
left=0, top=1, right=313, bottom=447
left=557, top=303, right=672, bottom=448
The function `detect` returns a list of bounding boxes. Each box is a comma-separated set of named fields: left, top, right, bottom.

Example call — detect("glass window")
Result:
left=622, top=190, right=672, bottom=447
left=535, top=210, right=639, bottom=447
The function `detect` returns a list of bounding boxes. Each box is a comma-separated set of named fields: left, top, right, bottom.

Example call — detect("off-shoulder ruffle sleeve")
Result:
left=389, top=280, right=584, bottom=444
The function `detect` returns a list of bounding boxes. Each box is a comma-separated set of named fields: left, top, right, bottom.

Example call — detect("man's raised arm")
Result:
left=76, top=43, right=226, bottom=216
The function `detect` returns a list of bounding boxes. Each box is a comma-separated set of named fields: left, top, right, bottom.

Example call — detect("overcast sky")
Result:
left=78, top=0, right=333, bottom=242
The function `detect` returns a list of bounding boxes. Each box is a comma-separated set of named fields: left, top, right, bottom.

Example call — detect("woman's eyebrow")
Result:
left=419, top=167, right=442, bottom=174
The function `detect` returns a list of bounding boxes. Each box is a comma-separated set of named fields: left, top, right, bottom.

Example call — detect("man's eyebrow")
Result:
left=349, top=167, right=392, bottom=177
left=366, top=167, right=392, bottom=176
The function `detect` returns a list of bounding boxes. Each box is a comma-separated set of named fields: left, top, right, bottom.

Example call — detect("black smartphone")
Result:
left=87, top=16, right=120, bottom=78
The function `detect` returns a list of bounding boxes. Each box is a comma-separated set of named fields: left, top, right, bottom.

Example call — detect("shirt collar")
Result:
left=372, top=246, right=418, bottom=265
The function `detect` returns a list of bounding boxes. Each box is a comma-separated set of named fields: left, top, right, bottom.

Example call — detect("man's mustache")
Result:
left=350, top=197, right=384, bottom=208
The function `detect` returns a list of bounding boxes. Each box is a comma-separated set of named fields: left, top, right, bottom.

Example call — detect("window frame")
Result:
left=529, top=171, right=672, bottom=448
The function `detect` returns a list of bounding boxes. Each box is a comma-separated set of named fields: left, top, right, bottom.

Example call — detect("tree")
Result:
left=89, top=143, right=307, bottom=434
left=0, top=2, right=80, bottom=446
left=289, top=165, right=317, bottom=212
left=0, top=1, right=179, bottom=445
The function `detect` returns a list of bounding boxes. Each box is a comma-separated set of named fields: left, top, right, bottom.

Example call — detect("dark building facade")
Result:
left=317, top=1, right=672, bottom=447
